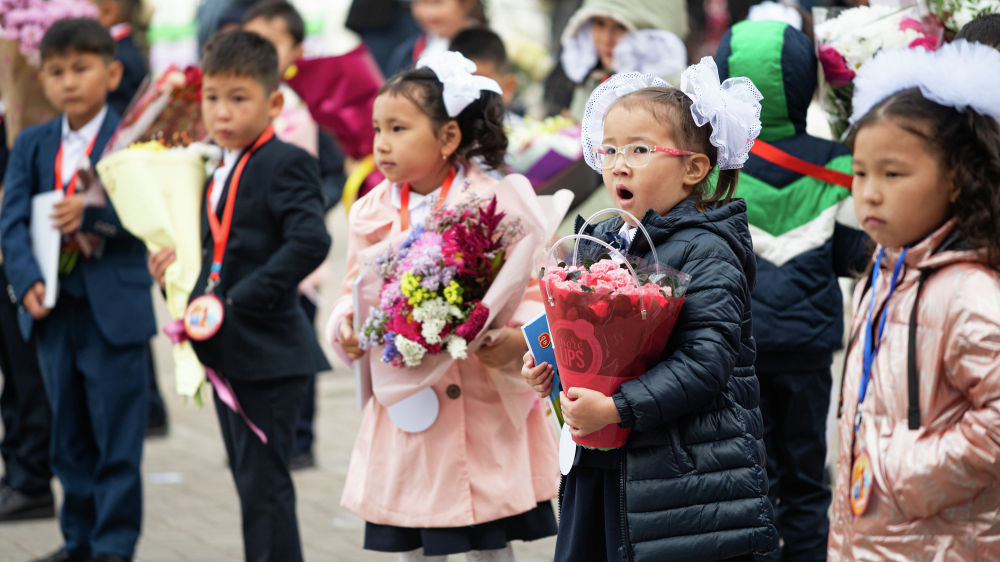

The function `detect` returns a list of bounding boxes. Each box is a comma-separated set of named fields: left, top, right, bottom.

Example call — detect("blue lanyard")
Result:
left=856, top=247, right=909, bottom=432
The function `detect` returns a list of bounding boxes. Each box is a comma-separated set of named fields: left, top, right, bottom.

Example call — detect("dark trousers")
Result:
left=35, top=295, right=148, bottom=558
left=555, top=466, right=623, bottom=562
left=758, top=368, right=832, bottom=562
left=294, top=295, right=317, bottom=456
left=0, top=265, right=52, bottom=496
left=215, top=375, right=308, bottom=562
left=147, top=342, right=167, bottom=426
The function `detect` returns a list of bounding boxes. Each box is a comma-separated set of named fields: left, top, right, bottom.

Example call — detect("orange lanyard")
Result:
left=399, top=166, right=456, bottom=232
left=54, top=132, right=99, bottom=197
left=206, top=125, right=275, bottom=286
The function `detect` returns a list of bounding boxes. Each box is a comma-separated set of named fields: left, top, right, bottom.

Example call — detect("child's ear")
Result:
left=268, top=88, right=285, bottom=120
left=683, top=153, right=713, bottom=188
left=105, top=59, right=124, bottom=92
left=438, top=120, right=461, bottom=159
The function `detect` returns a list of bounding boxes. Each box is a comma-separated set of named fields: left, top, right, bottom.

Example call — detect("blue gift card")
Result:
left=521, top=312, right=562, bottom=405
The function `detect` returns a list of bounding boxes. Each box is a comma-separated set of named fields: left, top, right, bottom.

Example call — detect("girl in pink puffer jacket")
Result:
left=828, top=41, right=1000, bottom=561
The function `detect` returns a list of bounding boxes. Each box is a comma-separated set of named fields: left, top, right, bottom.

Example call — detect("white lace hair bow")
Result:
left=416, top=51, right=503, bottom=118
left=851, top=40, right=1000, bottom=125
left=580, top=72, right=671, bottom=171
left=680, top=57, right=763, bottom=170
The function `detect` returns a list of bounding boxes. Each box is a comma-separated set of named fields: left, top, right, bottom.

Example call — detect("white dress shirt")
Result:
left=390, top=164, right=467, bottom=227
left=59, top=105, right=107, bottom=188
left=208, top=148, right=242, bottom=213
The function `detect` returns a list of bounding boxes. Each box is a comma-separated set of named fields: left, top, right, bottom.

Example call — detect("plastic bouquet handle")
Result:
left=573, top=208, right=661, bottom=273
left=545, top=234, right=649, bottom=318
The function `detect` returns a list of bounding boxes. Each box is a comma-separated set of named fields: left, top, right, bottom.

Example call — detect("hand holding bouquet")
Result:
left=540, top=210, right=690, bottom=448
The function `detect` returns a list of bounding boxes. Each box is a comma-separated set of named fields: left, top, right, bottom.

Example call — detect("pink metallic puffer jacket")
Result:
left=828, top=220, right=1000, bottom=561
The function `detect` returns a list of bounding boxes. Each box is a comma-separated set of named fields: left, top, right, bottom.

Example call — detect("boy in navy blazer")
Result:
left=150, top=30, right=330, bottom=562
left=0, top=19, right=154, bottom=562
left=96, top=0, right=148, bottom=116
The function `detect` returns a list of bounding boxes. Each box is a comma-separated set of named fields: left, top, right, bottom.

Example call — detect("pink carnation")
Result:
left=455, top=302, right=490, bottom=341
left=588, top=260, right=618, bottom=276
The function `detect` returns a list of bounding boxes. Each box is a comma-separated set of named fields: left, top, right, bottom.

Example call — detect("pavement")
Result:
left=0, top=207, right=558, bottom=561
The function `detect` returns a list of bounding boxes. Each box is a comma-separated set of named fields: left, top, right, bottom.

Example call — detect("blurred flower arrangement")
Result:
left=507, top=115, right=583, bottom=190
left=0, top=0, right=99, bottom=65
left=814, top=5, right=942, bottom=141
left=927, top=0, right=1000, bottom=36
left=359, top=195, right=524, bottom=368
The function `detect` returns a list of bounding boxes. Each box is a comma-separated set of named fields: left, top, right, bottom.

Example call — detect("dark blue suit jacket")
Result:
left=109, top=35, right=148, bottom=116
left=0, top=110, right=156, bottom=345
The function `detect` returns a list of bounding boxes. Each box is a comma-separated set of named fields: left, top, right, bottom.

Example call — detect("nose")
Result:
left=610, top=151, right=630, bottom=174
left=374, top=133, right=390, bottom=154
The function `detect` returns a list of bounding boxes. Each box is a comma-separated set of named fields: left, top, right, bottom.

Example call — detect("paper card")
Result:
left=30, top=190, right=64, bottom=309
left=351, top=273, right=372, bottom=412
left=386, top=386, right=440, bottom=433
left=521, top=312, right=563, bottom=428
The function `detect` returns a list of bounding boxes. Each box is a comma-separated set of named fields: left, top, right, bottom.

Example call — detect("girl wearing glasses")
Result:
left=522, top=63, right=778, bottom=561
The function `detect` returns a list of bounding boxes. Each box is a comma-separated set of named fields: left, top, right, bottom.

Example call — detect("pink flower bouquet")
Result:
left=540, top=223, right=690, bottom=449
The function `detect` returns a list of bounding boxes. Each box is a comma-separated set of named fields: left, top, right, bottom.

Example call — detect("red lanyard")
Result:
left=399, top=166, right=456, bottom=232
left=206, top=125, right=275, bottom=286
left=55, top=132, right=99, bottom=196
left=749, top=140, right=854, bottom=189
left=111, top=24, right=131, bottom=42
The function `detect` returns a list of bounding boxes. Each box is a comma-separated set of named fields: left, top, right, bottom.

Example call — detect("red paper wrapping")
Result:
left=541, top=272, right=686, bottom=448
left=285, top=45, right=383, bottom=159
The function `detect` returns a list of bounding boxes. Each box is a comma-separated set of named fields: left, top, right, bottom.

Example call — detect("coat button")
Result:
left=446, top=384, right=461, bottom=399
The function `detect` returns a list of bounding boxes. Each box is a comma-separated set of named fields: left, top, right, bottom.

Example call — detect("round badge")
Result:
left=184, top=294, right=225, bottom=341
left=850, top=449, right=874, bottom=517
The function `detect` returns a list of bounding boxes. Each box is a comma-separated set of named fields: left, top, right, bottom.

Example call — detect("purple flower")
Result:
left=420, top=266, right=456, bottom=291
left=381, top=332, right=400, bottom=363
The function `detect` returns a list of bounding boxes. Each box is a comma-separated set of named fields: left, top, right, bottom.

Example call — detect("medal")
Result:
left=184, top=294, right=226, bottom=341
left=850, top=450, right=874, bottom=516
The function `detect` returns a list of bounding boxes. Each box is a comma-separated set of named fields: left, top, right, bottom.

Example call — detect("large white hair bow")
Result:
left=681, top=57, right=763, bottom=170
left=416, top=51, right=503, bottom=118
left=851, top=40, right=1000, bottom=124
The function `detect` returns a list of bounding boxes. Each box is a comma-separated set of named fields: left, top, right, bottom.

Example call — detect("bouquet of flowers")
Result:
left=540, top=211, right=690, bottom=449
left=927, top=0, right=1000, bottom=36
left=507, top=115, right=584, bottom=191
left=96, top=66, right=217, bottom=401
left=359, top=195, right=524, bottom=368
left=814, top=5, right=942, bottom=141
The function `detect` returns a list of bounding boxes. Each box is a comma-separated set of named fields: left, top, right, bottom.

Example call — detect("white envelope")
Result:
left=30, top=190, right=64, bottom=309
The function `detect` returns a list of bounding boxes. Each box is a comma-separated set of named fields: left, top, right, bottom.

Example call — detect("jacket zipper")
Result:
left=619, top=453, right=632, bottom=561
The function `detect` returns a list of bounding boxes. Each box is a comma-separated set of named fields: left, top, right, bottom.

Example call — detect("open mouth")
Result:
left=617, top=187, right=634, bottom=201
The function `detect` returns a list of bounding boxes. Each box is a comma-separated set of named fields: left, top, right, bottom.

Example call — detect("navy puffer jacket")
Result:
left=576, top=198, right=779, bottom=561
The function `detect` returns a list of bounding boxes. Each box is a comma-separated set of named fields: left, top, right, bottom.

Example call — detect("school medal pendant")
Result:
left=850, top=449, right=874, bottom=517
left=184, top=292, right=225, bottom=341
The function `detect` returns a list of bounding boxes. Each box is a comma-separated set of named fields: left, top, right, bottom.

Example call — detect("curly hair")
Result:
left=612, top=87, right=740, bottom=211
left=378, top=67, right=508, bottom=171
left=848, top=87, right=1000, bottom=269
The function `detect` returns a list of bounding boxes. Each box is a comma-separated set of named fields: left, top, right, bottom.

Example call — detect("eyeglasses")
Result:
left=593, top=143, right=696, bottom=169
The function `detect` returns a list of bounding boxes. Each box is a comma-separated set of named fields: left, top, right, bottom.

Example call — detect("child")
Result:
left=522, top=64, right=779, bottom=561
left=386, top=0, right=487, bottom=75
left=448, top=27, right=518, bottom=109
left=328, top=51, right=558, bottom=561
left=956, top=12, right=1000, bottom=49
left=164, top=30, right=330, bottom=562
left=0, top=19, right=154, bottom=562
left=827, top=41, right=1000, bottom=560
left=714, top=20, right=869, bottom=560
left=242, top=0, right=345, bottom=471
left=96, top=0, right=148, bottom=115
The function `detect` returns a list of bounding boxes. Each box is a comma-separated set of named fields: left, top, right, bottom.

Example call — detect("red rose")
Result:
left=818, top=46, right=855, bottom=88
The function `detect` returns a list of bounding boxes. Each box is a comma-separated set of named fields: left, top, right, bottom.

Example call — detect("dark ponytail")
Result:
left=379, top=67, right=508, bottom=170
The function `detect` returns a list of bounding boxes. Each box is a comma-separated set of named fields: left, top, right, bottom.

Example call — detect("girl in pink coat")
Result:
left=828, top=41, right=1000, bottom=560
left=327, top=51, right=558, bottom=562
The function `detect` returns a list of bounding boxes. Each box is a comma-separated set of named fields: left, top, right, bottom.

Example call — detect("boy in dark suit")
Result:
left=152, top=30, right=330, bottom=562
left=96, top=0, right=148, bottom=115
left=0, top=19, right=155, bottom=562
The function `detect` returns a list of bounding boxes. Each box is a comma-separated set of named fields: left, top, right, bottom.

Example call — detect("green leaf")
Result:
left=649, top=273, right=666, bottom=284
left=566, top=270, right=582, bottom=281
left=581, top=285, right=595, bottom=293
left=538, top=267, right=546, bottom=277
left=598, top=253, right=611, bottom=261
left=558, top=261, right=567, bottom=268
left=582, top=258, right=595, bottom=270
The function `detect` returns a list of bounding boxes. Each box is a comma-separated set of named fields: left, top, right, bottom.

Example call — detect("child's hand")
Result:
left=561, top=387, right=622, bottom=438
left=148, top=248, right=176, bottom=287
left=51, top=194, right=84, bottom=235
left=521, top=351, right=554, bottom=399
left=340, top=314, right=365, bottom=360
left=475, top=327, right=526, bottom=368
left=22, top=281, right=51, bottom=320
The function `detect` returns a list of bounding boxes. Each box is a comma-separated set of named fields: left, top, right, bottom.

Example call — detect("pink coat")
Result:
left=327, top=165, right=559, bottom=528
left=828, top=220, right=1000, bottom=560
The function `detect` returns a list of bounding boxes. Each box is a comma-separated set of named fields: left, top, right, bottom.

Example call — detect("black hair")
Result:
left=201, top=30, right=280, bottom=92
left=611, top=87, right=740, bottom=211
left=448, top=27, right=508, bottom=71
left=848, top=87, right=1000, bottom=269
left=378, top=67, right=507, bottom=170
left=104, top=0, right=140, bottom=23
left=243, top=0, right=306, bottom=45
left=956, top=13, right=1000, bottom=47
left=40, top=18, right=116, bottom=62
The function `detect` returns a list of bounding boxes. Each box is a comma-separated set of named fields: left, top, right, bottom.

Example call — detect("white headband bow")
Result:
left=681, top=57, right=763, bottom=170
left=851, top=40, right=1000, bottom=125
left=416, top=51, right=504, bottom=118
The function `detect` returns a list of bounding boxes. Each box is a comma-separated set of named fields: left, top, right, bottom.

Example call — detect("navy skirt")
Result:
left=364, top=501, right=557, bottom=556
